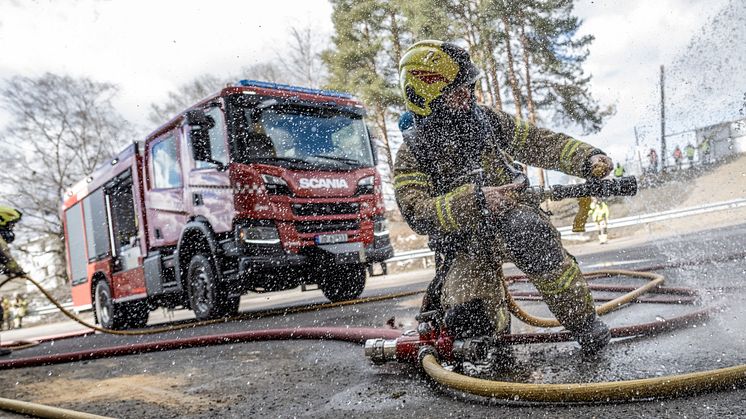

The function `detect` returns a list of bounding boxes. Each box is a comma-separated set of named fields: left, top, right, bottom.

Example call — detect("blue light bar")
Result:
left=236, top=79, right=355, bottom=100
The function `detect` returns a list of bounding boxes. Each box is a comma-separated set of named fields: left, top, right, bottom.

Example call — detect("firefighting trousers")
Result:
left=440, top=205, right=597, bottom=337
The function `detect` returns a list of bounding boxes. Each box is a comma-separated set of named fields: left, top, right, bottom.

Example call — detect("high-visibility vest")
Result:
left=590, top=202, right=609, bottom=223
left=614, top=165, right=625, bottom=177
left=685, top=145, right=695, bottom=158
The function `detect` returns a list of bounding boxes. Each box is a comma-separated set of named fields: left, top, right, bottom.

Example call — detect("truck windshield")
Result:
left=237, top=106, right=374, bottom=169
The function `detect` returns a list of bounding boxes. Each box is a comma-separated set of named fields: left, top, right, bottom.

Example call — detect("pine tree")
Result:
left=519, top=0, right=614, bottom=134
left=322, top=0, right=405, bottom=173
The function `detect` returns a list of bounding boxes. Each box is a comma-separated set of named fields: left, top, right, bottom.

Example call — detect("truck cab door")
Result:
left=185, top=104, right=234, bottom=234
left=144, top=129, right=188, bottom=247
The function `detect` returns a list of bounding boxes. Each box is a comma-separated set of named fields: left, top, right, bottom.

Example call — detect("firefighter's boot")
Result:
left=533, top=257, right=610, bottom=354
left=573, top=315, right=611, bottom=355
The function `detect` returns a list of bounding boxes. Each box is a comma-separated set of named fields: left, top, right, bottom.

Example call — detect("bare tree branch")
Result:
left=0, top=73, right=131, bottom=288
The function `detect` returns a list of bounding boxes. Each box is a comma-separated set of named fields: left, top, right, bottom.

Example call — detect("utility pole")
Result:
left=633, top=126, right=640, bottom=146
left=633, top=126, right=644, bottom=174
left=660, top=65, right=667, bottom=173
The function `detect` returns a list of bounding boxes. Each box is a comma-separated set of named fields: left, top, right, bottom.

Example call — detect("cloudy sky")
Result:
left=1, top=0, right=742, bottom=168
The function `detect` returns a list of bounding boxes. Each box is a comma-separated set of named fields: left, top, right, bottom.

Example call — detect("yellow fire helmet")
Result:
left=0, top=206, right=21, bottom=228
left=399, top=40, right=482, bottom=117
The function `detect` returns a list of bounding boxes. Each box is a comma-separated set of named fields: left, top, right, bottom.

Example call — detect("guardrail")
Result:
left=27, top=198, right=746, bottom=316
left=30, top=301, right=73, bottom=316
left=558, top=197, right=746, bottom=237
left=388, top=197, right=746, bottom=263
left=386, top=248, right=435, bottom=263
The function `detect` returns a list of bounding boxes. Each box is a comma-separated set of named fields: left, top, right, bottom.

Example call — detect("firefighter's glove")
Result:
left=588, top=154, right=613, bottom=179
left=481, top=183, right=523, bottom=216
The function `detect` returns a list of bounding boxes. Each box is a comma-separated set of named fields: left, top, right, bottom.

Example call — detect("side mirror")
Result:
left=185, top=109, right=214, bottom=130
left=366, top=125, right=378, bottom=166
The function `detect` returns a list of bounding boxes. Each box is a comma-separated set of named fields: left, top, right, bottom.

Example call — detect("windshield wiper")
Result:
left=250, top=156, right=312, bottom=165
left=310, top=154, right=362, bottom=167
left=250, top=156, right=316, bottom=168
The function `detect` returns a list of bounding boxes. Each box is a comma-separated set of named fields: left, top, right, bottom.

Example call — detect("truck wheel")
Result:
left=187, top=254, right=239, bottom=321
left=320, top=264, right=367, bottom=303
left=94, top=280, right=117, bottom=329
left=94, top=280, right=149, bottom=330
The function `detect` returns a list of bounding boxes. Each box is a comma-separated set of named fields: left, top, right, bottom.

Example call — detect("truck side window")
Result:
left=194, top=106, right=228, bottom=169
left=82, top=188, right=110, bottom=260
left=151, top=134, right=182, bottom=189
left=64, top=202, right=87, bottom=285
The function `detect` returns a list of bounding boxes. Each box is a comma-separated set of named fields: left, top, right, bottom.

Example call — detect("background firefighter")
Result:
left=394, top=40, right=614, bottom=354
left=0, top=205, right=23, bottom=356
left=590, top=199, right=610, bottom=244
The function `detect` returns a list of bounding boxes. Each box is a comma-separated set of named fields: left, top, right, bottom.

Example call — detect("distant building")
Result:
left=695, top=118, right=746, bottom=162
left=12, top=235, right=62, bottom=294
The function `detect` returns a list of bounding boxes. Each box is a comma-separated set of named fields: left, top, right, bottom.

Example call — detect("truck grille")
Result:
left=295, top=220, right=359, bottom=234
left=291, top=202, right=360, bottom=216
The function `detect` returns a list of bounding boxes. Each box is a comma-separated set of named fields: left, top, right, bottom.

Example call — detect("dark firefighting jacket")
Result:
left=394, top=105, right=604, bottom=246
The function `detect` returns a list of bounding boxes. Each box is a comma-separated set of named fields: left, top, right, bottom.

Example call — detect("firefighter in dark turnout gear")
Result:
left=0, top=206, right=22, bottom=357
left=0, top=206, right=23, bottom=279
left=395, top=40, right=613, bottom=353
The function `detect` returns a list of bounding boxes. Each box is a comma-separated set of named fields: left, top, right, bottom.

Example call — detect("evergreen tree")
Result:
left=322, top=0, right=406, bottom=173
left=518, top=0, right=614, bottom=134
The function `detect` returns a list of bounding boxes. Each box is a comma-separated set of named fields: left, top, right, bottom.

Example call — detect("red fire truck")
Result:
left=61, top=80, right=393, bottom=329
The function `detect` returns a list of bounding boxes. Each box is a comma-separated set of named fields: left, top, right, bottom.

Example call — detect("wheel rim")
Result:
left=191, top=264, right=212, bottom=315
left=95, top=284, right=112, bottom=325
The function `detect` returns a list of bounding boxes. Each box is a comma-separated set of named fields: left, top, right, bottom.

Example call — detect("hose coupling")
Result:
left=451, top=337, right=492, bottom=362
left=364, top=338, right=398, bottom=364
left=417, top=345, right=437, bottom=365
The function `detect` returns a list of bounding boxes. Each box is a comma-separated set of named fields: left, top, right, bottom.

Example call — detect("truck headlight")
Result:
left=261, top=173, right=291, bottom=195
left=238, top=224, right=280, bottom=245
left=373, top=217, right=389, bottom=237
left=356, top=175, right=375, bottom=195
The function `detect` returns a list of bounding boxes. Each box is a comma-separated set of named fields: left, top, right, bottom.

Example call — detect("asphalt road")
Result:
left=2, top=223, right=746, bottom=418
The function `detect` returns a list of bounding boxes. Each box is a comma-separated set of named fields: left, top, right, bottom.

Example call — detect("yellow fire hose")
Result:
left=0, top=274, right=421, bottom=337
left=422, top=269, right=746, bottom=403
left=0, top=274, right=419, bottom=419
left=421, top=354, right=746, bottom=403
left=0, top=397, right=113, bottom=419
left=1, top=269, right=742, bottom=410
left=506, top=269, right=664, bottom=328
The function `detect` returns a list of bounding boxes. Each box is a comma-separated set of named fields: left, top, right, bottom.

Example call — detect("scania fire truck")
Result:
left=61, top=80, right=393, bottom=329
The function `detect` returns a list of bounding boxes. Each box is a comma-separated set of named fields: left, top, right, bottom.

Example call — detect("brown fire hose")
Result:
left=421, top=269, right=746, bottom=403
left=506, top=269, right=664, bottom=328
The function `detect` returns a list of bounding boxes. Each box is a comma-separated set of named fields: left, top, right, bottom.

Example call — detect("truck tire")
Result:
left=94, top=280, right=149, bottom=330
left=319, top=263, right=367, bottom=302
left=186, top=254, right=240, bottom=321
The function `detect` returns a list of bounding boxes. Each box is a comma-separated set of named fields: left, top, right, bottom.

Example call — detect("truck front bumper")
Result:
left=237, top=235, right=393, bottom=272
left=238, top=251, right=307, bottom=272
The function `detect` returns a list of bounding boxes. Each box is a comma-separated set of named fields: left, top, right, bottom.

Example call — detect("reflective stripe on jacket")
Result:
left=394, top=106, right=604, bottom=238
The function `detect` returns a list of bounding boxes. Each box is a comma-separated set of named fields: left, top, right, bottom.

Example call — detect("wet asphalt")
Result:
left=1, top=223, right=746, bottom=418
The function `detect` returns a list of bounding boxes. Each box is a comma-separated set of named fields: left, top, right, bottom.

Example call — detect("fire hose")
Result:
left=364, top=268, right=746, bottom=403
left=0, top=257, right=743, bottom=416
left=415, top=270, right=744, bottom=403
